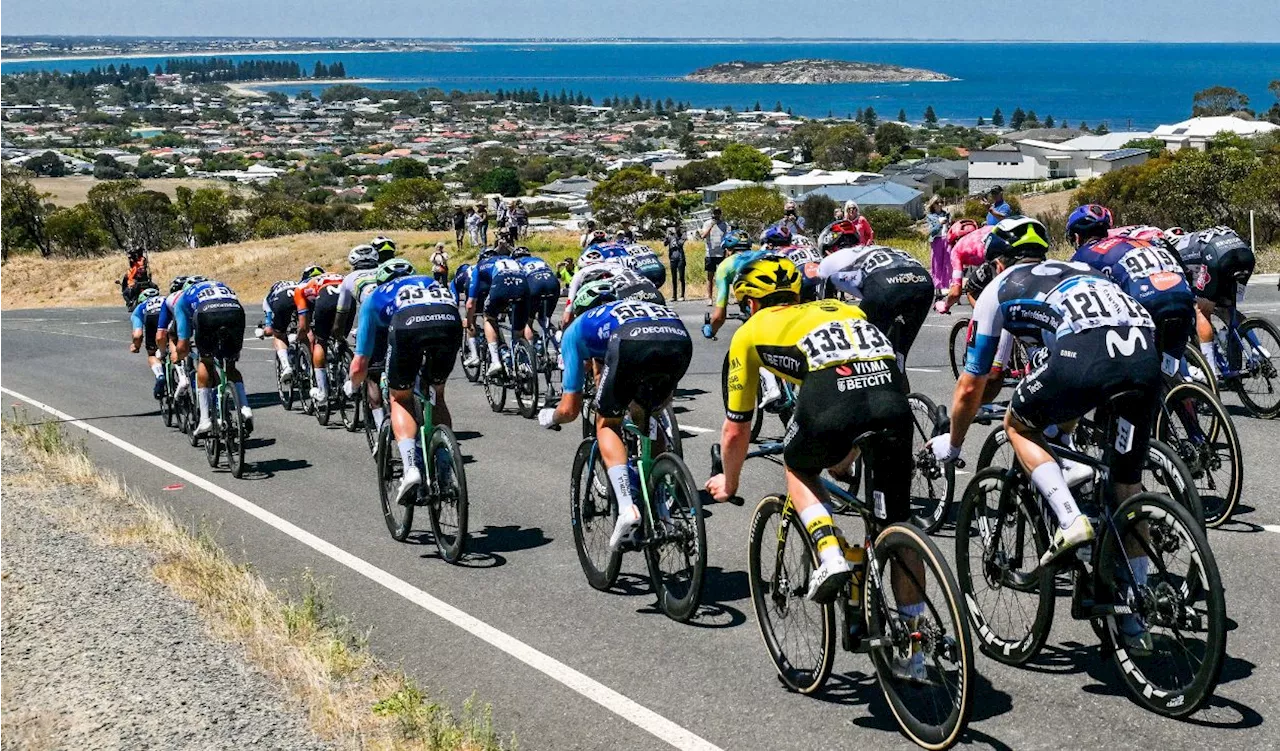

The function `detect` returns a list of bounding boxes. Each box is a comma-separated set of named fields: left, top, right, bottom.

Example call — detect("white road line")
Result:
left=79, top=319, right=121, bottom=325
left=1263, top=525, right=1280, bottom=534
left=906, top=367, right=941, bottom=373
left=0, top=385, right=723, bottom=751
left=4, top=326, right=119, bottom=343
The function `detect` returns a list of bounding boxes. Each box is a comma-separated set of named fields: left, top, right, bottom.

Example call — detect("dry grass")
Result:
left=1, top=415, right=511, bottom=751
left=29, top=176, right=247, bottom=208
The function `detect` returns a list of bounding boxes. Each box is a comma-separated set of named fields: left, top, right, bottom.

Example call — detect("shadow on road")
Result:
left=243, top=457, right=311, bottom=479
left=468, top=524, right=553, bottom=556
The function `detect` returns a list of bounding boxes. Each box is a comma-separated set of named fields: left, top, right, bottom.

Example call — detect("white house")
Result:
left=772, top=169, right=881, bottom=199
left=1151, top=116, right=1280, bottom=151
left=968, top=131, right=1152, bottom=193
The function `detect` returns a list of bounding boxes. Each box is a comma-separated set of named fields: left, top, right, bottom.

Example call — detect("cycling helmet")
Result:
left=169, top=275, right=189, bottom=293
left=511, top=246, right=532, bottom=259
left=732, top=256, right=802, bottom=305
left=375, top=258, right=416, bottom=285
left=572, top=278, right=618, bottom=315
left=578, top=247, right=606, bottom=266
left=817, top=220, right=862, bottom=256
left=183, top=275, right=207, bottom=290
left=371, top=235, right=396, bottom=259
left=1163, top=226, right=1187, bottom=248
left=947, top=219, right=979, bottom=246
left=300, top=265, right=325, bottom=283
left=963, top=262, right=997, bottom=300
left=138, top=286, right=160, bottom=301
left=347, top=244, right=379, bottom=270
left=1066, top=204, right=1114, bottom=241
left=761, top=225, right=793, bottom=248
left=588, top=230, right=608, bottom=245
left=984, top=216, right=1050, bottom=263
left=721, top=229, right=752, bottom=253
left=478, top=247, right=498, bottom=261
left=577, top=264, right=621, bottom=287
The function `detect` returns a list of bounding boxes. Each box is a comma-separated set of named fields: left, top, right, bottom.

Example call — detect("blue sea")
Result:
left=5, top=42, right=1278, bottom=128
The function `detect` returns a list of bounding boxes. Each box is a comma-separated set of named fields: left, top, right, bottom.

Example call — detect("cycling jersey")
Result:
left=161, top=281, right=239, bottom=340
left=1109, top=225, right=1167, bottom=243
left=620, top=243, right=666, bottom=288
left=450, top=263, right=473, bottom=303
left=1175, top=226, right=1255, bottom=307
left=469, top=254, right=529, bottom=328
left=131, top=295, right=165, bottom=353
left=336, top=268, right=378, bottom=315
left=712, top=250, right=771, bottom=308
left=818, top=245, right=926, bottom=298
left=293, top=273, right=344, bottom=316
left=355, top=276, right=457, bottom=359
left=262, top=280, right=298, bottom=330
left=162, top=280, right=245, bottom=359
left=519, top=256, right=561, bottom=296
left=818, top=245, right=933, bottom=360
left=774, top=245, right=823, bottom=301
left=560, top=299, right=684, bottom=394
left=949, top=225, right=993, bottom=284
left=578, top=243, right=630, bottom=269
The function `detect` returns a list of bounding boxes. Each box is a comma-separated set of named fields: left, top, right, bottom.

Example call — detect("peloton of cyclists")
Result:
left=294, top=266, right=346, bottom=403
left=466, top=245, right=531, bottom=378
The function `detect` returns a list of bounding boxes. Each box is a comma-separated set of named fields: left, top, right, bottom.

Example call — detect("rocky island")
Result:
left=683, top=59, right=955, bottom=84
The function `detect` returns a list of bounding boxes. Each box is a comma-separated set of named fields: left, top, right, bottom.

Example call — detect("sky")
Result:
left=2, top=0, right=1279, bottom=42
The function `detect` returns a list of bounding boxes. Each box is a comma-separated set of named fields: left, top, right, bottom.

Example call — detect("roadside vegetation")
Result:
left=2, top=415, right=512, bottom=751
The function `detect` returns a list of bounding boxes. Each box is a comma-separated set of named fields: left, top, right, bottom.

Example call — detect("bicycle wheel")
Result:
left=205, top=394, right=222, bottom=468
left=161, top=371, right=175, bottom=428
left=570, top=439, right=621, bottom=590
left=657, top=404, right=684, bottom=460
left=361, top=391, right=378, bottom=455
left=1181, top=345, right=1219, bottom=396
left=224, top=382, right=246, bottom=479
left=376, top=422, right=414, bottom=541
left=1144, top=439, right=1204, bottom=529
left=975, top=427, right=1016, bottom=472
left=867, top=522, right=973, bottom=750
left=277, top=354, right=295, bottom=411
left=1235, top=316, right=1280, bottom=418
left=643, top=453, right=706, bottom=622
left=337, top=348, right=356, bottom=431
left=580, top=379, right=597, bottom=439
left=426, top=425, right=469, bottom=563
left=315, top=361, right=333, bottom=427
left=954, top=467, right=1055, bottom=665
left=299, top=358, right=316, bottom=416
left=482, top=349, right=507, bottom=413
left=1156, top=382, right=1242, bottom=527
left=907, top=392, right=953, bottom=532
left=1095, top=492, right=1226, bottom=717
left=948, top=318, right=971, bottom=380
left=512, top=338, right=540, bottom=419
left=747, top=494, right=835, bottom=694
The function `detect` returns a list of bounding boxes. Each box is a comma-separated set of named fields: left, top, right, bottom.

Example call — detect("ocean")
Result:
left=4, top=41, right=1278, bottom=128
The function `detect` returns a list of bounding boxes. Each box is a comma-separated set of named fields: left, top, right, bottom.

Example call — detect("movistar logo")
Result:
left=1105, top=328, right=1148, bottom=358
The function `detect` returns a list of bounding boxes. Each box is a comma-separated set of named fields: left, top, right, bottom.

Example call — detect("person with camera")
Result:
left=777, top=199, right=806, bottom=236
left=665, top=225, right=688, bottom=301
left=984, top=186, right=1012, bottom=226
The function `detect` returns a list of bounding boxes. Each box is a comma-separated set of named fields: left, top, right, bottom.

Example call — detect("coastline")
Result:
left=222, top=77, right=390, bottom=97
left=2, top=48, right=460, bottom=64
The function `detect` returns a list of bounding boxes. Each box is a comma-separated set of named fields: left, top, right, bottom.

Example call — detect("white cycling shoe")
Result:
left=608, top=506, right=641, bottom=551
left=397, top=466, right=422, bottom=506
left=194, top=418, right=213, bottom=437
left=1040, top=515, right=1095, bottom=567
left=279, top=364, right=294, bottom=378
left=309, top=386, right=327, bottom=402
left=486, top=361, right=505, bottom=378
left=892, top=648, right=929, bottom=683
left=806, top=557, right=852, bottom=603
left=463, top=354, right=480, bottom=368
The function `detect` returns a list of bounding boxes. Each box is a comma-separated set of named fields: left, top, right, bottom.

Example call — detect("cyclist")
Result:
left=538, top=280, right=693, bottom=550
left=158, top=277, right=254, bottom=437
left=261, top=278, right=299, bottom=378
left=562, top=247, right=665, bottom=327
left=1174, top=226, right=1257, bottom=376
left=349, top=259, right=462, bottom=502
left=704, top=257, right=919, bottom=620
left=333, top=244, right=382, bottom=341
left=128, top=286, right=166, bottom=399
left=293, top=266, right=345, bottom=403
left=816, top=220, right=934, bottom=373
left=1067, top=205, right=1196, bottom=379
left=704, top=229, right=765, bottom=339
left=928, top=216, right=1160, bottom=575
left=371, top=235, right=397, bottom=262
left=513, top=246, right=562, bottom=355
left=937, top=219, right=993, bottom=313
left=620, top=241, right=667, bottom=289
left=159, top=276, right=194, bottom=395
left=466, top=247, right=530, bottom=378
left=452, top=262, right=484, bottom=368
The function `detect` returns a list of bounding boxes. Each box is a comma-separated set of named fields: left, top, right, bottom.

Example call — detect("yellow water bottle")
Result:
left=838, top=531, right=865, bottom=607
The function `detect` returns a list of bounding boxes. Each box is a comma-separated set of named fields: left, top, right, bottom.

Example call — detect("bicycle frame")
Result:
left=1210, top=306, right=1266, bottom=381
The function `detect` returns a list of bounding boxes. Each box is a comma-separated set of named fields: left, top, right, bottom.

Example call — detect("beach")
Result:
left=222, top=77, right=391, bottom=97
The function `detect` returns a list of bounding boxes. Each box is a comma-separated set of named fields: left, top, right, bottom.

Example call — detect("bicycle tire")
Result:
left=513, top=338, right=540, bottom=419
left=299, top=356, right=316, bottom=416
left=569, top=439, right=621, bottom=590
left=1145, top=439, right=1204, bottom=529
left=975, top=427, right=1015, bottom=472
left=482, top=348, right=507, bottom=413
left=205, top=391, right=222, bottom=468
left=460, top=341, right=481, bottom=383
left=336, top=348, right=355, bottom=430
left=161, top=372, right=175, bottom=428
left=1095, top=492, right=1226, bottom=717
left=867, top=522, right=974, bottom=750
left=948, top=318, right=971, bottom=380
left=643, top=453, right=706, bottom=622
left=658, top=404, right=684, bottom=460
left=315, top=363, right=332, bottom=426
left=427, top=425, right=469, bottom=563
left=225, top=382, right=246, bottom=479
left=376, top=422, right=414, bottom=541
left=747, top=494, right=835, bottom=694
left=954, top=467, right=1055, bottom=666
left=1181, top=345, right=1219, bottom=396
left=1155, top=382, right=1242, bottom=527
left=362, top=391, right=378, bottom=455
left=1235, top=316, right=1280, bottom=418
left=907, top=392, right=953, bottom=532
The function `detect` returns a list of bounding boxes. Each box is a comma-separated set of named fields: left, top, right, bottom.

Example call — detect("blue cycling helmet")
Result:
left=722, top=230, right=751, bottom=253
left=1066, top=204, right=1113, bottom=242
left=761, top=225, right=792, bottom=248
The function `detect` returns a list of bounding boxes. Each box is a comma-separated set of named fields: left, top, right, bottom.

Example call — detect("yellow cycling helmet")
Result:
left=732, top=255, right=802, bottom=304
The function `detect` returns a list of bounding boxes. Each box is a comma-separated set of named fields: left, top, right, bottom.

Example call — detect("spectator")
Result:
left=494, top=196, right=508, bottom=233
left=842, top=201, right=875, bottom=245
left=985, top=186, right=1012, bottom=226
left=665, top=225, right=687, bottom=300
left=477, top=204, right=490, bottom=247
left=580, top=219, right=599, bottom=248
left=777, top=199, right=806, bottom=236
left=925, top=196, right=951, bottom=296
left=430, top=242, right=450, bottom=284
left=512, top=200, right=529, bottom=239
left=556, top=257, right=575, bottom=287
left=698, top=206, right=729, bottom=303
left=452, top=207, right=466, bottom=250
left=617, top=219, right=636, bottom=244
left=465, top=207, right=479, bottom=247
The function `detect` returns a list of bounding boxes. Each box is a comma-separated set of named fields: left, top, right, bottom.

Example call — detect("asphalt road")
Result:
left=4, top=288, right=1280, bottom=751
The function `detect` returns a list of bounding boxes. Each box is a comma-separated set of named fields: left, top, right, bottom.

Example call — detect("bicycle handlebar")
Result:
left=708, top=443, right=745, bottom=506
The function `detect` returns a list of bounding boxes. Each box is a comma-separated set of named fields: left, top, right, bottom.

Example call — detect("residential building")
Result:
left=1151, top=116, right=1280, bottom=151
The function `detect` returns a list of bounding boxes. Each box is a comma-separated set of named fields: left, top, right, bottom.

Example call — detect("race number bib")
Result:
left=797, top=318, right=894, bottom=370
left=394, top=283, right=452, bottom=309
left=861, top=248, right=914, bottom=273
left=1050, top=278, right=1152, bottom=334
left=609, top=300, right=674, bottom=324
left=196, top=285, right=237, bottom=302
left=494, top=258, right=522, bottom=274
left=1118, top=245, right=1183, bottom=281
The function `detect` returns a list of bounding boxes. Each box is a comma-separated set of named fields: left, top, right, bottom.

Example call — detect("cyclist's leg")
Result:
left=1195, top=298, right=1218, bottom=373
left=595, top=336, right=650, bottom=546
left=422, top=314, right=463, bottom=429
left=310, top=290, right=338, bottom=398
left=386, top=318, right=428, bottom=497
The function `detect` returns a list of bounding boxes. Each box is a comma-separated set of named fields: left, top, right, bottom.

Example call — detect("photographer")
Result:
left=665, top=224, right=687, bottom=301
left=984, top=185, right=1012, bottom=226
left=777, top=199, right=806, bottom=236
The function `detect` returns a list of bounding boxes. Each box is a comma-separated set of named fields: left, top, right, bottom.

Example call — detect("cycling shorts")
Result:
left=783, top=364, right=912, bottom=524
left=596, top=322, right=693, bottom=418
left=1200, top=245, right=1256, bottom=307
left=385, top=306, right=463, bottom=391
left=638, top=263, right=666, bottom=290
left=526, top=270, right=561, bottom=321
left=857, top=268, right=934, bottom=358
left=309, top=285, right=340, bottom=344
left=193, top=301, right=246, bottom=361
left=1153, top=306, right=1195, bottom=364
left=1010, top=327, right=1159, bottom=484
left=484, top=276, right=530, bottom=331
left=142, top=310, right=160, bottom=355
left=266, top=290, right=297, bottom=332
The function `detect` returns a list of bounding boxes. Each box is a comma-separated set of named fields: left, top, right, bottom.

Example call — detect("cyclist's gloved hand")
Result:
left=927, top=433, right=962, bottom=463
left=701, top=323, right=715, bottom=339
left=342, top=379, right=355, bottom=397
left=254, top=326, right=265, bottom=339
left=538, top=407, right=560, bottom=430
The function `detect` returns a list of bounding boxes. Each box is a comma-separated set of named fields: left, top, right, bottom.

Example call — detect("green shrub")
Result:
left=862, top=207, right=915, bottom=239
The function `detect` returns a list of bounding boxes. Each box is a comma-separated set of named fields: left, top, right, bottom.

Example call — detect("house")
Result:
left=538, top=176, right=598, bottom=199
left=1151, top=116, right=1280, bottom=151
left=802, top=182, right=925, bottom=219
left=881, top=157, right=969, bottom=197
left=772, top=169, right=880, bottom=199
left=650, top=158, right=691, bottom=179
left=968, top=131, right=1153, bottom=193
left=697, top=178, right=759, bottom=203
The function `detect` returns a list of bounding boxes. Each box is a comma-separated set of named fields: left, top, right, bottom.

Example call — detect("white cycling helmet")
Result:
left=347, top=244, right=379, bottom=270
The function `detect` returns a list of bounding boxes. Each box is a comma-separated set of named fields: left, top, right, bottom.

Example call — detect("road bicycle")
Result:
left=375, top=379, right=469, bottom=561
left=955, top=390, right=1225, bottom=717
left=478, top=315, right=541, bottom=419
left=570, top=408, right=705, bottom=622
left=160, top=352, right=194, bottom=432
left=730, top=435, right=974, bottom=749
left=201, top=356, right=249, bottom=479
left=1201, top=305, right=1280, bottom=418
left=314, top=338, right=352, bottom=427
left=947, top=317, right=1032, bottom=383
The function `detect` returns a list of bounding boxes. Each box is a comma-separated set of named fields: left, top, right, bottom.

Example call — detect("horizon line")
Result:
left=4, top=34, right=1279, bottom=44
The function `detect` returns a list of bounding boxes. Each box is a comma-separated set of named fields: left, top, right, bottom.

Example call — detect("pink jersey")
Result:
left=949, top=225, right=994, bottom=282
left=1109, top=225, right=1165, bottom=242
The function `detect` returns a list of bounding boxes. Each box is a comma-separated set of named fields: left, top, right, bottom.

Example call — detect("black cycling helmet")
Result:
left=169, top=275, right=189, bottom=293
left=963, top=262, right=997, bottom=299
left=300, top=265, right=325, bottom=283
left=478, top=247, right=498, bottom=262
left=511, top=246, right=532, bottom=259
left=984, top=216, right=1050, bottom=264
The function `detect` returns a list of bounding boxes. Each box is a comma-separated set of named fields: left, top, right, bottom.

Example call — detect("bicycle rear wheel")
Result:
left=948, top=318, right=971, bottom=380
left=482, top=349, right=507, bottom=413
left=907, top=392, right=953, bottom=532
left=644, top=453, right=706, bottom=622
left=161, top=372, right=175, bottom=428
left=747, top=494, right=835, bottom=694
left=1156, top=382, right=1242, bottom=527
left=299, top=358, right=316, bottom=416
left=377, top=422, right=414, bottom=541
left=1235, top=316, right=1280, bottom=418
left=277, top=355, right=296, bottom=411
left=975, top=427, right=1016, bottom=472
left=1096, top=492, right=1226, bottom=717
left=460, top=339, right=481, bottom=383
left=224, top=382, right=246, bottom=478
left=205, top=395, right=222, bottom=468
left=570, top=439, right=621, bottom=590
left=1144, top=439, right=1204, bottom=529
left=513, top=338, right=540, bottom=419
left=362, top=391, right=378, bottom=455
left=1181, top=345, right=1219, bottom=396
left=427, top=425, right=469, bottom=563
left=867, top=523, right=973, bottom=750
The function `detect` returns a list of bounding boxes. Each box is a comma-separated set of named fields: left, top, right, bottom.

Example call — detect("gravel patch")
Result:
left=1, top=444, right=332, bottom=751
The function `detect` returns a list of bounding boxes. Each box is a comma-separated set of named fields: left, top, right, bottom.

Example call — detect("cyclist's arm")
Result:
left=717, top=325, right=760, bottom=496
left=950, top=285, right=1004, bottom=447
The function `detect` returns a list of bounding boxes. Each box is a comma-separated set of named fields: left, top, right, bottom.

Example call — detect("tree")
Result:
left=812, top=124, right=872, bottom=170
left=673, top=158, right=726, bottom=192
left=25, top=151, right=66, bottom=177
left=588, top=166, right=670, bottom=228
left=134, top=153, right=167, bottom=179
left=977, top=116, right=986, bottom=126
left=389, top=157, right=432, bottom=179
left=1010, top=107, right=1027, bottom=130
left=799, top=193, right=838, bottom=235
left=874, top=122, right=911, bottom=158
left=93, top=153, right=128, bottom=180
left=718, top=143, right=772, bottom=182
left=475, top=166, right=522, bottom=197
left=1192, top=85, right=1251, bottom=117
left=1122, top=137, right=1167, bottom=158
left=924, top=105, right=938, bottom=125
left=175, top=186, right=242, bottom=246
left=367, top=178, right=451, bottom=230
left=1, top=169, right=51, bottom=258
left=1024, top=110, right=1040, bottom=128
left=45, top=204, right=111, bottom=257
left=898, top=108, right=907, bottom=123
left=1094, top=122, right=1110, bottom=135
left=862, top=106, right=878, bottom=127
left=1044, top=114, right=1056, bottom=128
left=716, top=186, right=784, bottom=237
left=992, top=107, right=1004, bottom=127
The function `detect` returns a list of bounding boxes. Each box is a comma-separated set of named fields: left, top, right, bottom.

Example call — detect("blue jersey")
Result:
left=451, top=264, right=473, bottom=301
left=159, top=281, right=239, bottom=340
left=355, top=275, right=456, bottom=358
left=1071, top=237, right=1193, bottom=320
left=578, top=243, right=630, bottom=268
left=130, top=295, right=164, bottom=330
left=518, top=256, right=554, bottom=275
left=469, top=255, right=528, bottom=304
left=560, top=299, right=684, bottom=394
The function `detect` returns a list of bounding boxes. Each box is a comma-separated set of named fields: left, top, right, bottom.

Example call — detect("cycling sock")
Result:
left=398, top=438, right=418, bottom=472
left=899, top=600, right=926, bottom=619
left=234, top=382, right=250, bottom=414
left=371, top=407, right=385, bottom=430
left=150, top=362, right=164, bottom=378
left=798, top=503, right=844, bottom=567
left=487, top=341, right=500, bottom=362
left=606, top=464, right=636, bottom=517
left=1200, top=342, right=1219, bottom=374
left=176, top=368, right=190, bottom=388
left=467, top=337, right=479, bottom=358
left=198, top=388, right=213, bottom=423
left=276, top=349, right=290, bottom=368
left=1128, top=554, right=1150, bottom=588
left=1030, top=463, right=1082, bottom=530
left=314, top=368, right=328, bottom=392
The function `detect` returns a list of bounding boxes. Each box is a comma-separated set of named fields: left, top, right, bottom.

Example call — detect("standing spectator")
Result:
left=985, top=186, right=1012, bottom=226
left=925, top=196, right=952, bottom=296
left=512, top=200, right=529, bottom=238
left=430, top=242, right=450, bottom=284
left=617, top=219, right=636, bottom=244
left=494, top=196, right=509, bottom=235
left=465, top=207, right=479, bottom=247
left=665, top=225, right=687, bottom=301
left=452, top=207, right=466, bottom=250
left=777, top=199, right=806, bottom=236
left=842, top=201, right=875, bottom=245
left=477, top=204, right=490, bottom=246
left=698, top=206, right=729, bottom=303
left=580, top=219, right=601, bottom=248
